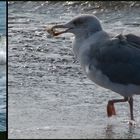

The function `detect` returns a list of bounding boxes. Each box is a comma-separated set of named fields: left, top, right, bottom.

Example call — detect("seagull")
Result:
left=47, top=15, right=140, bottom=123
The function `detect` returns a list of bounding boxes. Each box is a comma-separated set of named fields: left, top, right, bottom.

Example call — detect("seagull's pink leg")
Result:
left=128, top=97, right=134, bottom=121
left=107, top=97, right=128, bottom=117
left=128, top=97, right=136, bottom=125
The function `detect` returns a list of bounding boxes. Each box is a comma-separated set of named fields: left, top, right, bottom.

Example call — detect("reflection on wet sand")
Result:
left=105, top=123, right=136, bottom=139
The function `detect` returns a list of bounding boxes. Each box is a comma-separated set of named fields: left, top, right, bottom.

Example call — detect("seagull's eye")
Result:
left=73, top=20, right=83, bottom=26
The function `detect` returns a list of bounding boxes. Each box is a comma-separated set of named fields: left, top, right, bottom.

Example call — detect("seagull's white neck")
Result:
left=72, top=33, right=94, bottom=60
left=72, top=36, right=86, bottom=59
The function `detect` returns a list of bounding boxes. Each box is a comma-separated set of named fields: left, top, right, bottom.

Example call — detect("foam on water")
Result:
left=0, top=35, right=6, bottom=65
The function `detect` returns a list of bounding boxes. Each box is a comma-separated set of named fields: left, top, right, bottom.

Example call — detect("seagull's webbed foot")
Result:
left=129, top=120, right=136, bottom=125
left=107, top=101, right=116, bottom=117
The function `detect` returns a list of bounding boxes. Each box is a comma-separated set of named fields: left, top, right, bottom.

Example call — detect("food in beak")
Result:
left=46, top=25, right=68, bottom=36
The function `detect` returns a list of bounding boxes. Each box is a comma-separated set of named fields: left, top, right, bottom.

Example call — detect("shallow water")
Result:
left=0, top=1, right=6, bottom=35
left=8, top=1, right=140, bottom=139
left=0, top=37, right=6, bottom=132
left=0, top=65, right=6, bottom=132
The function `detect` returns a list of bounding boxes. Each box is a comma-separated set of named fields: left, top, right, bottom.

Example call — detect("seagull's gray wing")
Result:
left=125, top=34, right=140, bottom=46
left=125, top=34, right=140, bottom=49
left=90, top=34, right=140, bottom=85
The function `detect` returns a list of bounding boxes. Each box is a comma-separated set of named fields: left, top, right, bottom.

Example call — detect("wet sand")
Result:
left=8, top=2, right=140, bottom=139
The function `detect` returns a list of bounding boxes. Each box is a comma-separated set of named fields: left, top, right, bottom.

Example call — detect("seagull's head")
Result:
left=48, top=15, right=103, bottom=38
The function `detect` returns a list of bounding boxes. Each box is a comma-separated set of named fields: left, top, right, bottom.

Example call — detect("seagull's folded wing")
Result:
left=90, top=34, right=140, bottom=85
left=125, top=34, right=140, bottom=49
